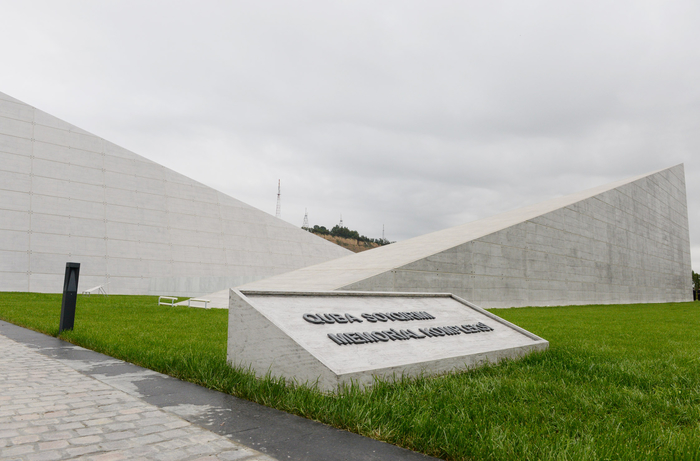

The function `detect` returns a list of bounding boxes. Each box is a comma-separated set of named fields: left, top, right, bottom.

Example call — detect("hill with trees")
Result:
left=304, top=224, right=393, bottom=253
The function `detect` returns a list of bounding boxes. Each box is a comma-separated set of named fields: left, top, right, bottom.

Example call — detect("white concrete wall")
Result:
left=0, top=91, right=351, bottom=296
left=342, top=165, right=692, bottom=307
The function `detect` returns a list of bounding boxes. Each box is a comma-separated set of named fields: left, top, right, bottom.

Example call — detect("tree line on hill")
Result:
left=304, top=224, right=393, bottom=246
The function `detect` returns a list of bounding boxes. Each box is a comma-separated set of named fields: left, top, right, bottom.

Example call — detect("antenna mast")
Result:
left=382, top=224, right=385, bottom=241
left=339, top=214, right=344, bottom=227
left=275, top=180, right=281, bottom=218
left=302, top=208, right=309, bottom=228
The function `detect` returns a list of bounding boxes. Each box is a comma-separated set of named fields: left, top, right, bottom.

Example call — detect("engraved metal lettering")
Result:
left=356, top=331, right=377, bottom=343
left=303, top=313, right=325, bottom=324
left=328, top=333, right=350, bottom=345
left=383, top=330, right=401, bottom=340
left=389, top=328, right=408, bottom=340
left=320, top=314, right=336, bottom=323
left=361, top=313, right=377, bottom=322
left=345, top=313, right=363, bottom=323
left=405, top=329, right=426, bottom=339
left=371, top=331, right=390, bottom=341
left=348, top=332, right=365, bottom=344
left=330, top=313, right=348, bottom=323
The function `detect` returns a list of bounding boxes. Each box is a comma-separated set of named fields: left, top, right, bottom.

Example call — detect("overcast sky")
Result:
left=2, top=1, right=699, bottom=268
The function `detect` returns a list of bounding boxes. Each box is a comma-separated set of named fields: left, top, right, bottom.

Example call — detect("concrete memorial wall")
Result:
left=240, top=165, right=692, bottom=308
left=227, top=290, right=548, bottom=391
left=0, top=91, right=350, bottom=296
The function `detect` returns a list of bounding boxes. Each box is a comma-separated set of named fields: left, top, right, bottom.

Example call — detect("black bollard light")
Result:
left=59, top=262, right=81, bottom=333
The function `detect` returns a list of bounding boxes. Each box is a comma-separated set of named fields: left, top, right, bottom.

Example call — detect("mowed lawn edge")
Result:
left=1, top=292, right=700, bottom=461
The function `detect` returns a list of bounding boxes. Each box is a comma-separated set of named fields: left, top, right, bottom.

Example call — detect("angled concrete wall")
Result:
left=241, top=165, right=692, bottom=308
left=0, top=91, right=351, bottom=296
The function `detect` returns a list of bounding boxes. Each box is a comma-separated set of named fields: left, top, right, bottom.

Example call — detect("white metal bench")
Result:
left=82, top=285, right=107, bottom=296
left=158, top=296, right=178, bottom=307
left=187, top=298, right=210, bottom=309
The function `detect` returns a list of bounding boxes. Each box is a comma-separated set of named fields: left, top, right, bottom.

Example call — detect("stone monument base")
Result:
left=227, top=290, right=548, bottom=391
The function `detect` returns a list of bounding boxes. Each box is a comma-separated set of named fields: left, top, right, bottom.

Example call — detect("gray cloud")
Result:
left=2, top=0, right=699, bottom=267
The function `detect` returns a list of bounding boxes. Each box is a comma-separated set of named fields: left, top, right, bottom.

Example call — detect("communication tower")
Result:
left=339, top=214, right=344, bottom=227
left=275, top=180, right=281, bottom=219
left=302, top=208, right=309, bottom=228
left=382, top=224, right=385, bottom=241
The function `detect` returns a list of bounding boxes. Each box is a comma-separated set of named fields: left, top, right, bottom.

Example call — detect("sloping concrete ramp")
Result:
left=239, top=165, right=692, bottom=308
left=0, top=91, right=350, bottom=296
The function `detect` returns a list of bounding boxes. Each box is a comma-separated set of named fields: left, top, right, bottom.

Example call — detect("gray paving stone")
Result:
left=37, top=440, right=70, bottom=451
left=40, top=431, right=74, bottom=441
left=71, top=435, right=103, bottom=445
left=53, top=422, right=83, bottom=431
left=114, top=414, right=141, bottom=423
left=103, top=430, right=136, bottom=441
left=26, top=451, right=63, bottom=461
left=130, top=433, right=164, bottom=445
left=64, top=444, right=101, bottom=457
left=11, top=434, right=41, bottom=444
left=76, top=427, right=104, bottom=437
left=2, top=444, right=36, bottom=457
left=87, top=452, right=127, bottom=461
left=217, top=451, right=261, bottom=461
left=23, top=426, right=51, bottom=435
left=99, top=440, right=132, bottom=451
left=0, top=334, right=276, bottom=461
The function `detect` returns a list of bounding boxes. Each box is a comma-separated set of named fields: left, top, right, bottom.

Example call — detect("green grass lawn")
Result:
left=1, top=292, right=699, bottom=460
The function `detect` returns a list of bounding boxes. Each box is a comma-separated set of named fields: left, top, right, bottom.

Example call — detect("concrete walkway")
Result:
left=0, top=333, right=274, bottom=461
left=0, top=321, right=438, bottom=461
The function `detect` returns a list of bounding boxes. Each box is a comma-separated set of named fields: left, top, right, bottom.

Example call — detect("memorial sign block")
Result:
left=227, top=290, right=548, bottom=391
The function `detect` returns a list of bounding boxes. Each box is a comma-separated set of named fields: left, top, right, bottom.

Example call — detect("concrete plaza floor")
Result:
left=0, top=321, right=436, bottom=461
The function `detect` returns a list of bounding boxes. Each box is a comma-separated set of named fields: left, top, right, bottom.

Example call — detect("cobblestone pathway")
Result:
left=0, top=334, right=276, bottom=461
